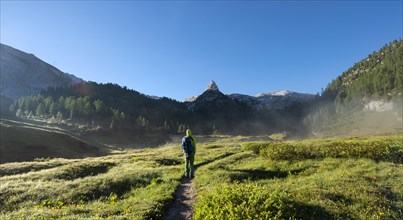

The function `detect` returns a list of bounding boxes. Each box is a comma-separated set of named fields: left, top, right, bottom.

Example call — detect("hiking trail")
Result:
left=164, top=153, right=235, bottom=220
left=164, top=177, right=195, bottom=220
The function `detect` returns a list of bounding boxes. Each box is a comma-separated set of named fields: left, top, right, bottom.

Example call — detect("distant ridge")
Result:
left=186, top=81, right=314, bottom=110
left=0, top=43, right=84, bottom=100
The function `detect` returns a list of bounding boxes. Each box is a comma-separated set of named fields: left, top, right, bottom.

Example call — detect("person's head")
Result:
left=186, top=129, right=192, bottom=136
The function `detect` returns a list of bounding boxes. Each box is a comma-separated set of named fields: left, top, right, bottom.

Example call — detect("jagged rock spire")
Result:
left=206, top=80, right=219, bottom=91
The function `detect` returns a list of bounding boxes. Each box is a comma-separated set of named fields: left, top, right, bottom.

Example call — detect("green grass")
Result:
left=0, top=146, right=178, bottom=219
left=0, top=118, right=106, bottom=163
left=0, top=135, right=402, bottom=219
left=244, top=136, right=403, bottom=163
left=193, top=136, right=402, bottom=220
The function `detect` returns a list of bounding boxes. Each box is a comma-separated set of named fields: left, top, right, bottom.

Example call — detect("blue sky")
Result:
left=1, top=1, right=402, bottom=101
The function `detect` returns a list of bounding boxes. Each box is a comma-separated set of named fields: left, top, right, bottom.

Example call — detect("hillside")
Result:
left=304, top=40, right=403, bottom=137
left=0, top=118, right=106, bottom=163
left=324, top=39, right=402, bottom=107
left=0, top=43, right=83, bottom=100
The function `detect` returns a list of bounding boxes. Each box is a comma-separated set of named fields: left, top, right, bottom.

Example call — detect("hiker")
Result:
left=182, top=129, right=196, bottom=178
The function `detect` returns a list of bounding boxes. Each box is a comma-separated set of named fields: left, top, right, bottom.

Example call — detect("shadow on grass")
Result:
left=69, top=172, right=159, bottom=204
left=324, top=192, right=353, bottom=205
left=53, top=162, right=116, bottom=180
left=155, top=158, right=182, bottom=166
left=230, top=168, right=306, bottom=182
left=291, top=200, right=335, bottom=220
left=195, top=152, right=236, bottom=168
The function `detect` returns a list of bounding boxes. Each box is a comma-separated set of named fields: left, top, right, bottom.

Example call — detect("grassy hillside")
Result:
left=0, top=117, right=177, bottom=163
left=0, top=118, right=106, bottom=163
left=0, top=135, right=401, bottom=219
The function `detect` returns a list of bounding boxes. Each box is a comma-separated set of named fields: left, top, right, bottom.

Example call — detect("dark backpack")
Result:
left=182, top=136, right=194, bottom=153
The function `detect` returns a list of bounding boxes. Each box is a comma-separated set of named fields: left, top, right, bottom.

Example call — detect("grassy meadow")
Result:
left=0, top=135, right=402, bottom=219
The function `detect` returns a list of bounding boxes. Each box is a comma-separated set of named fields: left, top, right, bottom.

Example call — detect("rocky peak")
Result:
left=206, top=80, right=219, bottom=91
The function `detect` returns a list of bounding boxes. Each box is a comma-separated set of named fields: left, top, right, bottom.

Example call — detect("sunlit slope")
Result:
left=0, top=118, right=105, bottom=163
left=0, top=135, right=401, bottom=219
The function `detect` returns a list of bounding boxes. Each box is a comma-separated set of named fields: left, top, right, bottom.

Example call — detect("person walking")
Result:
left=182, top=129, right=196, bottom=178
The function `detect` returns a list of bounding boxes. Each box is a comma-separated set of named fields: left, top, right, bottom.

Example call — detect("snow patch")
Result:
left=257, top=90, right=291, bottom=97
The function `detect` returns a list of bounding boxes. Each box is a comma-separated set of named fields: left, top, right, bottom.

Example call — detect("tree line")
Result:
left=8, top=82, right=191, bottom=133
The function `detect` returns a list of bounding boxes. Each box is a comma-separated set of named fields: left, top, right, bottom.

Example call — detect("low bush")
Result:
left=194, top=183, right=333, bottom=220
left=245, top=136, right=403, bottom=163
left=242, top=142, right=268, bottom=154
left=195, top=183, right=290, bottom=219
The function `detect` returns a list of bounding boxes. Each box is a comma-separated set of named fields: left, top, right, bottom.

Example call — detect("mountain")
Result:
left=186, top=81, right=314, bottom=110
left=186, top=81, right=242, bottom=111
left=0, top=43, right=84, bottom=100
left=230, top=90, right=314, bottom=110
left=323, top=39, right=403, bottom=107
left=305, top=39, right=403, bottom=136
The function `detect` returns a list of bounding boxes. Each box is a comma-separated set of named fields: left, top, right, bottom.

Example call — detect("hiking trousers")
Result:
left=184, top=152, right=195, bottom=177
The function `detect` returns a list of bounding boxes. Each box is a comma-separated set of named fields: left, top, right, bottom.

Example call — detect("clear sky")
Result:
left=1, top=1, right=402, bottom=101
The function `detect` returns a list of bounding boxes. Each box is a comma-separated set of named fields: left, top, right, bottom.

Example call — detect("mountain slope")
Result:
left=0, top=43, right=84, bottom=100
left=324, top=39, right=403, bottom=105
left=305, top=39, right=403, bottom=136
left=0, top=118, right=105, bottom=163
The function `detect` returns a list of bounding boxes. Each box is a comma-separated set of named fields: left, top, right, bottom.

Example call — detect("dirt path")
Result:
left=164, top=177, right=196, bottom=220
left=164, top=153, right=235, bottom=220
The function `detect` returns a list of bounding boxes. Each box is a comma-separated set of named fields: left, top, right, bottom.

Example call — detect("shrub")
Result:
left=246, top=137, right=403, bottom=163
left=194, top=182, right=336, bottom=220
left=242, top=142, right=267, bottom=154
left=194, top=183, right=295, bottom=220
